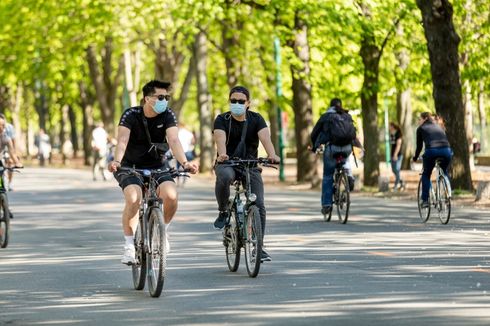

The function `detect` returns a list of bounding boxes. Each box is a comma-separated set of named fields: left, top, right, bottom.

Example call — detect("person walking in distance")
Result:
left=389, top=122, right=405, bottom=191
left=213, top=85, right=280, bottom=262
left=91, top=122, right=109, bottom=181
left=108, top=80, right=198, bottom=265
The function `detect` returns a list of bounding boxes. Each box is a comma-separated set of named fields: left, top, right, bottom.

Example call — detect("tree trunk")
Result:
left=221, top=2, right=242, bottom=88
left=68, top=105, right=78, bottom=157
left=477, top=81, right=487, bottom=152
left=359, top=31, right=381, bottom=186
left=80, top=82, right=94, bottom=166
left=34, top=80, right=48, bottom=131
left=396, top=89, right=413, bottom=170
left=289, top=11, right=318, bottom=185
left=123, top=48, right=139, bottom=107
left=194, top=31, right=214, bottom=173
left=86, top=37, right=123, bottom=135
left=417, top=0, right=473, bottom=190
left=60, top=105, right=68, bottom=165
left=11, top=85, right=25, bottom=154
left=171, top=53, right=195, bottom=119
left=394, top=24, right=413, bottom=170
left=463, top=80, right=474, bottom=169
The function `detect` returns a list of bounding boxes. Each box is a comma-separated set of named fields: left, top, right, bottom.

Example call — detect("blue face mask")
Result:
left=230, top=103, right=246, bottom=116
left=153, top=99, right=168, bottom=114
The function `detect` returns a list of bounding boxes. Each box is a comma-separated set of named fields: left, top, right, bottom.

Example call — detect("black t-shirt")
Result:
left=390, top=130, right=402, bottom=157
left=213, top=111, right=268, bottom=159
left=118, top=106, right=177, bottom=168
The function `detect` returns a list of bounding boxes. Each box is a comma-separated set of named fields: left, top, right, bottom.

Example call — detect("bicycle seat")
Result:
left=434, top=157, right=444, bottom=165
left=333, top=152, right=348, bottom=165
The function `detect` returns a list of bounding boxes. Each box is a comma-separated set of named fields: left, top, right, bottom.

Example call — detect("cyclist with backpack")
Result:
left=311, top=98, right=357, bottom=216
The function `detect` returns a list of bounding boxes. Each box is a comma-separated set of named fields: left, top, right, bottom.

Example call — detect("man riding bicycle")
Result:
left=412, top=112, right=452, bottom=208
left=108, top=80, right=198, bottom=265
left=311, top=98, right=357, bottom=216
left=213, top=85, right=279, bottom=262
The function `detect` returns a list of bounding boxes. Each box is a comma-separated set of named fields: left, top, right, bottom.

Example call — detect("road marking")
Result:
left=473, top=268, right=490, bottom=274
left=368, top=251, right=395, bottom=257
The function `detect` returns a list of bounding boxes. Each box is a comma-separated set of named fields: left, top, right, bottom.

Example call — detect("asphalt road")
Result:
left=1, top=167, right=490, bottom=326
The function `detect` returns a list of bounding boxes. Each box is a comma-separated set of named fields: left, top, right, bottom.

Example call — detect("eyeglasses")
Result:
left=230, top=99, right=246, bottom=104
left=151, top=94, right=171, bottom=101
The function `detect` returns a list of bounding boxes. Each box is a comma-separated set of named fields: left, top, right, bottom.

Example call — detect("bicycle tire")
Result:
left=0, top=193, right=9, bottom=248
left=132, top=218, right=147, bottom=290
left=417, top=178, right=430, bottom=223
left=437, top=176, right=451, bottom=224
left=244, top=205, right=262, bottom=278
left=337, top=174, right=350, bottom=224
left=147, top=208, right=166, bottom=298
left=224, top=206, right=240, bottom=272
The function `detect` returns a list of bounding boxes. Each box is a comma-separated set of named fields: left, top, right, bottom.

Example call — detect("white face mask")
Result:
left=153, top=99, right=168, bottom=114
left=230, top=103, right=246, bottom=116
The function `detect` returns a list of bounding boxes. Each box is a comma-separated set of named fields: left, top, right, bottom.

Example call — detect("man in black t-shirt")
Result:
left=213, top=85, right=280, bottom=262
left=108, top=80, right=198, bottom=265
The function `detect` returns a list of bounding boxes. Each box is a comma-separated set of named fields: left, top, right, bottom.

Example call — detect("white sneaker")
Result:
left=165, top=231, right=170, bottom=255
left=121, top=244, right=136, bottom=265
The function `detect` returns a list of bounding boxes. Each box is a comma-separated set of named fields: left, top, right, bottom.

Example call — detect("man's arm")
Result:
left=258, top=128, right=280, bottom=163
left=167, top=126, right=198, bottom=173
left=6, top=139, right=21, bottom=166
left=108, top=126, right=130, bottom=172
left=214, top=129, right=228, bottom=162
left=393, top=138, right=402, bottom=159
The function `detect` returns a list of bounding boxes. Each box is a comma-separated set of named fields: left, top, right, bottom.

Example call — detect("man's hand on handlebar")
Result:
left=267, top=154, right=280, bottom=164
left=108, top=160, right=121, bottom=172
left=183, top=161, right=198, bottom=174
left=216, top=154, right=229, bottom=162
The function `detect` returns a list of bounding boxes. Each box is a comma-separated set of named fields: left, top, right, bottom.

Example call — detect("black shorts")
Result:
left=113, top=169, right=174, bottom=190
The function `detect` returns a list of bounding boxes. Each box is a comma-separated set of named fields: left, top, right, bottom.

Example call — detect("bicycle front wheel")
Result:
left=336, top=174, right=350, bottom=224
left=147, top=208, right=166, bottom=298
left=417, top=178, right=430, bottom=223
left=0, top=193, right=10, bottom=248
left=132, top=217, right=147, bottom=290
left=224, top=207, right=240, bottom=272
left=244, top=205, right=262, bottom=278
left=437, top=176, right=451, bottom=224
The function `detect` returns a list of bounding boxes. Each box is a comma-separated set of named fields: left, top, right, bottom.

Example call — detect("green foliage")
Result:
left=0, top=0, right=488, bottom=154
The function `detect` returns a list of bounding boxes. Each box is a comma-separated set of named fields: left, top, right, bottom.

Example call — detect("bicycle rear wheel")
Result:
left=336, top=174, right=350, bottom=224
left=0, top=193, right=9, bottom=248
left=224, top=207, right=240, bottom=272
left=437, top=176, right=451, bottom=224
left=417, top=178, right=430, bottom=223
left=132, top=217, right=147, bottom=290
left=147, top=208, right=166, bottom=298
left=244, top=205, right=262, bottom=278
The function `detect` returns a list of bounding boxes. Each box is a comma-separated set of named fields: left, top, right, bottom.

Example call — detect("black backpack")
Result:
left=324, top=109, right=356, bottom=146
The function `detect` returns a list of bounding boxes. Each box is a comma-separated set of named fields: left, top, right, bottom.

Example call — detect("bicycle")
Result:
left=324, top=152, right=350, bottom=224
left=417, top=158, right=451, bottom=224
left=118, top=166, right=188, bottom=297
left=0, top=166, right=22, bottom=248
left=220, top=158, right=277, bottom=278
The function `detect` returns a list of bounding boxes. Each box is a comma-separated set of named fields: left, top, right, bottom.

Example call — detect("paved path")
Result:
left=1, top=168, right=490, bottom=325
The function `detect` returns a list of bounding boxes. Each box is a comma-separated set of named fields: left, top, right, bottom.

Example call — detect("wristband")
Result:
left=114, top=160, right=121, bottom=164
left=181, top=161, right=188, bottom=166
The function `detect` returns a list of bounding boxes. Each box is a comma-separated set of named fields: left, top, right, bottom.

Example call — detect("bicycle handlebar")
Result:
left=0, top=166, right=23, bottom=172
left=217, top=157, right=279, bottom=169
left=118, top=166, right=190, bottom=178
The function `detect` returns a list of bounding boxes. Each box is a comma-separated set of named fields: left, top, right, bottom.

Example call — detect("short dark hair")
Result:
left=330, top=98, right=342, bottom=108
left=229, top=85, right=250, bottom=100
left=142, top=80, right=171, bottom=97
left=420, top=112, right=432, bottom=120
left=0, top=113, right=5, bottom=119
